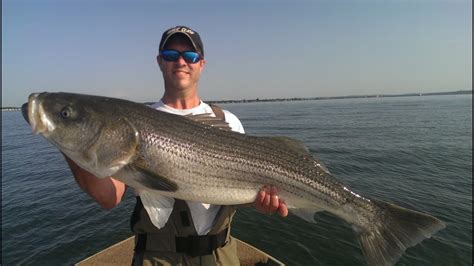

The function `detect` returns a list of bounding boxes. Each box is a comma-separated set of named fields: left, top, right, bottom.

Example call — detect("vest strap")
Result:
left=176, top=228, right=228, bottom=257
left=134, top=234, right=147, bottom=253
left=135, top=228, right=228, bottom=257
left=209, top=104, right=225, bottom=120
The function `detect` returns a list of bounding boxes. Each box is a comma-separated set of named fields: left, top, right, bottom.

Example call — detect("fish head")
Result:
left=23, top=92, right=139, bottom=177
left=24, top=92, right=104, bottom=150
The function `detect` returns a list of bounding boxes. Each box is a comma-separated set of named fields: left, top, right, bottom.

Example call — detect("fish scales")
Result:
left=116, top=102, right=376, bottom=210
left=68, top=96, right=359, bottom=209
left=145, top=112, right=369, bottom=212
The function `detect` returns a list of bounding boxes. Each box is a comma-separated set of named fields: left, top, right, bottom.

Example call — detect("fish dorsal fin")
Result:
left=258, top=136, right=315, bottom=160
left=259, top=136, right=331, bottom=174
left=314, top=160, right=330, bottom=174
left=185, top=113, right=232, bottom=131
left=266, top=136, right=310, bottom=154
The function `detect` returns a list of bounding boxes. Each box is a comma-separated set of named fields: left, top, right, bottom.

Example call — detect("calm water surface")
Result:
left=1, top=95, right=472, bottom=265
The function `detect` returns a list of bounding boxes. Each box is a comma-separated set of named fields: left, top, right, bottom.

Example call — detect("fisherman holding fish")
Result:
left=64, top=26, right=288, bottom=265
left=23, top=24, right=445, bottom=266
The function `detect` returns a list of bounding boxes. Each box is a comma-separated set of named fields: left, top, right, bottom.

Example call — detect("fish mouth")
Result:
left=21, top=102, right=29, bottom=123
left=24, top=93, right=55, bottom=135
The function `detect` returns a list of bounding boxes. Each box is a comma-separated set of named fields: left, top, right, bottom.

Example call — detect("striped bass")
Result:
left=22, top=92, right=445, bottom=266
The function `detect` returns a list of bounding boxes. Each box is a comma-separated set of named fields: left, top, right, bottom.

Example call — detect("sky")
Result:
left=2, top=0, right=472, bottom=106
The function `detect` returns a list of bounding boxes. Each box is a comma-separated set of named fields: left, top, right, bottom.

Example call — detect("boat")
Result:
left=75, top=236, right=284, bottom=266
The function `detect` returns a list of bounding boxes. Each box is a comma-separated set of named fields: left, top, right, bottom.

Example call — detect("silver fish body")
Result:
left=23, top=92, right=445, bottom=266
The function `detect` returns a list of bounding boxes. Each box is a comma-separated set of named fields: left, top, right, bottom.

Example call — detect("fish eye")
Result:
left=60, top=107, right=72, bottom=118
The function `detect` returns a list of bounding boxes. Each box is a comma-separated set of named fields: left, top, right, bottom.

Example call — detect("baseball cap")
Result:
left=159, top=26, right=204, bottom=56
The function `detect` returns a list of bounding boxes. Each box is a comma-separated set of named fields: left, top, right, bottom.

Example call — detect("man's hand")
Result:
left=255, top=186, right=288, bottom=217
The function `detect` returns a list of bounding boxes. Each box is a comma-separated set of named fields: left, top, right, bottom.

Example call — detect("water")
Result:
left=1, top=95, right=472, bottom=265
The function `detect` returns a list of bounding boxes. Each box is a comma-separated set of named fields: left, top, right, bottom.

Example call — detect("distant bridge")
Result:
left=2, top=107, right=21, bottom=111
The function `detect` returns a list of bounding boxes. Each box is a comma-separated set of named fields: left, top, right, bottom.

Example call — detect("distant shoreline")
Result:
left=206, top=90, right=472, bottom=104
left=2, top=90, right=471, bottom=111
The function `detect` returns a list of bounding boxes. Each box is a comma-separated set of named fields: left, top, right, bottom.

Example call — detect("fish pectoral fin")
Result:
left=185, top=113, right=232, bottom=131
left=290, top=208, right=323, bottom=223
left=129, top=164, right=179, bottom=192
left=84, top=117, right=139, bottom=177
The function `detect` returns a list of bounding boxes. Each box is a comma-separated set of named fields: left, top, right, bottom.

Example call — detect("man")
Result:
left=65, top=26, right=287, bottom=265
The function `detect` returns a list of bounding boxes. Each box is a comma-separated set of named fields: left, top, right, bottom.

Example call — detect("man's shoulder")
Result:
left=222, top=109, right=240, bottom=122
left=200, top=102, right=229, bottom=114
left=202, top=102, right=245, bottom=134
left=201, top=102, right=237, bottom=119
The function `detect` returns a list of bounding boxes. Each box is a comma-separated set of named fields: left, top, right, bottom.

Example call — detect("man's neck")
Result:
left=161, top=92, right=201, bottom=110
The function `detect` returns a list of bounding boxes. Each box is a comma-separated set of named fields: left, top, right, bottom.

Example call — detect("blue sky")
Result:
left=2, top=0, right=472, bottom=106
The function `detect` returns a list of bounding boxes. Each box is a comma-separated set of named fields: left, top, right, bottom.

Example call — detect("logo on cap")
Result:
left=167, top=26, right=195, bottom=35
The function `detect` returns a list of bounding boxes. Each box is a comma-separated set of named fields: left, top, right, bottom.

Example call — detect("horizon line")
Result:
left=2, top=89, right=471, bottom=109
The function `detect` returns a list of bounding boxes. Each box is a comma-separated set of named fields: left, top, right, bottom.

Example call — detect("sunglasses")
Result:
left=160, top=49, right=202, bottom=64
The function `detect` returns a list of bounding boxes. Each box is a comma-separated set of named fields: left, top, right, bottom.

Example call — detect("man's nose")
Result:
left=176, top=55, right=187, bottom=65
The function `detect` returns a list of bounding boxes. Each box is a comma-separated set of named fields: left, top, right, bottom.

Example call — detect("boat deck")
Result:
left=75, top=236, right=284, bottom=266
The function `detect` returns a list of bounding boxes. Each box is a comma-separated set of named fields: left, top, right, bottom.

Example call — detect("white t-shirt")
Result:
left=138, top=100, right=244, bottom=235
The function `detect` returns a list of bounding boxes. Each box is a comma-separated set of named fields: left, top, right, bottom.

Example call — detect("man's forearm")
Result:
left=63, top=155, right=126, bottom=209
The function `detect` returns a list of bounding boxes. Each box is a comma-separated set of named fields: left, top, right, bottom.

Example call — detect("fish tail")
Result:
left=355, top=199, right=446, bottom=266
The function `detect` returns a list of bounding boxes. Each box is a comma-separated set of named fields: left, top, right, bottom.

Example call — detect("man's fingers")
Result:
left=257, top=189, right=266, bottom=204
left=278, top=199, right=289, bottom=217
left=255, top=185, right=289, bottom=217
left=269, top=186, right=279, bottom=212
left=263, top=193, right=271, bottom=210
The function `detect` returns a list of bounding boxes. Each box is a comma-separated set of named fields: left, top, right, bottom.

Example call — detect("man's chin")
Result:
left=171, top=81, right=191, bottom=90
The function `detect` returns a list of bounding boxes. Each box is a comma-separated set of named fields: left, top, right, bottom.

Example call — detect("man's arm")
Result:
left=63, top=155, right=126, bottom=210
